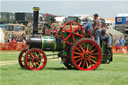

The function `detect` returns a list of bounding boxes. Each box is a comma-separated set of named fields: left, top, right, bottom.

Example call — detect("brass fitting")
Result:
left=33, top=7, right=40, bottom=11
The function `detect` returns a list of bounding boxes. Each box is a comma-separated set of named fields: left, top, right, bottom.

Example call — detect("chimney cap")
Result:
left=33, top=7, right=40, bottom=11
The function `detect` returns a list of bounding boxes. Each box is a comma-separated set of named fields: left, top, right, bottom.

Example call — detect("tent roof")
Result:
left=107, top=29, right=124, bottom=39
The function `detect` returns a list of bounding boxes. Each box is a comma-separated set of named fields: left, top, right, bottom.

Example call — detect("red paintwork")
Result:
left=61, top=21, right=84, bottom=45
left=72, top=39, right=102, bottom=71
left=24, top=49, right=47, bottom=70
left=18, top=48, right=28, bottom=68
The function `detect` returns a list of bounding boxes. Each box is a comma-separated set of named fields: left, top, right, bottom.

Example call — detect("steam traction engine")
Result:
left=18, top=7, right=113, bottom=71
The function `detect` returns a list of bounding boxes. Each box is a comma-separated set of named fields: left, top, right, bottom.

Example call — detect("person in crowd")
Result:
left=11, top=34, right=17, bottom=43
left=125, top=37, right=128, bottom=46
left=22, top=33, right=26, bottom=41
left=82, top=17, right=92, bottom=37
left=119, top=36, right=125, bottom=46
left=13, top=34, right=17, bottom=40
left=5, top=32, right=9, bottom=42
left=9, top=32, right=14, bottom=42
left=92, top=13, right=101, bottom=45
left=100, top=24, right=112, bottom=48
left=126, top=19, right=128, bottom=25
left=27, top=21, right=33, bottom=33
left=114, top=38, right=120, bottom=46
left=12, top=38, right=17, bottom=43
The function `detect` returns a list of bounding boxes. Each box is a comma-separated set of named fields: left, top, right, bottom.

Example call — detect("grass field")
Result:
left=0, top=51, right=128, bottom=85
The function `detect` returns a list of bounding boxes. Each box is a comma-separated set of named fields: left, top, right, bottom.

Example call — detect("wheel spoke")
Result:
left=27, top=61, right=32, bottom=63
left=36, top=62, right=40, bottom=66
left=88, top=59, right=92, bottom=67
left=92, top=52, right=99, bottom=55
left=86, top=61, right=89, bottom=68
left=90, top=56, right=97, bottom=59
left=74, top=33, right=83, bottom=37
left=78, top=60, right=83, bottom=66
left=37, top=53, right=40, bottom=58
left=33, top=63, right=36, bottom=68
left=72, top=35, right=75, bottom=43
left=30, top=63, right=33, bottom=67
left=75, top=47, right=82, bottom=52
left=86, top=44, right=89, bottom=51
left=76, top=58, right=83, bottom=63
left=64, top=33, right=71, bottom=41
left=70, top=22, right=73, bottom=31
left=38, top=57, right=44, bottom=59
left=32, top=62, right=34, bottom=67
left=91, top=48, right=97, bottom=53
left=27, top=57, right=33, bottom=59
left=30, top=53, right=35, bottom=58
left=38, top=61, right=44, bottom=63
left=79, top=45, right=85, bottom=52
left=74, top=52, right=81, bottom=55
left=74, top=56, right=81, bottom=58
left=89, top=58, right=97, bottom=64
left=35, top=51, right=37, bottom=56
left=73, top=25, right=79, bottom=32
left=89, top=44, right=94, bottom=51
left=82, top=59, right=86, bottom=68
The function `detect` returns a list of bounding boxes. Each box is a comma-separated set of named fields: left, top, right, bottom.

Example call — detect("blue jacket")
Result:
left=82, top=21, right=92, bottom=31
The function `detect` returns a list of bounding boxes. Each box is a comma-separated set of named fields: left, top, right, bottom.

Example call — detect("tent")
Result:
left=106, top=29, right=124, bottom=39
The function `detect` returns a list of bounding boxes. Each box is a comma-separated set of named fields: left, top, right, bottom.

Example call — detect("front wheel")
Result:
left=24, top=48, right=47, bottom=70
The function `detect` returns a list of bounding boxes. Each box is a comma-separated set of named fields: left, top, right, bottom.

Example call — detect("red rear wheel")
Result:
left=61, top=21, right=84, bottom=45
left=18, top=48, right=28, bottom=68
left=24, top=48, right=47, bottom=70
left=70, top=38, right=102, bottom=71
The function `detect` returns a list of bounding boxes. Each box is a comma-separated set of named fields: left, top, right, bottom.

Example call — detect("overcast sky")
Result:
left=0, top=0, right=128, bottom=18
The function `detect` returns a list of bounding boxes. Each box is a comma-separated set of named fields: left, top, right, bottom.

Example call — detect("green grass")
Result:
left=0, top=51, right=128, bottom=85
left=0, top=51, right=20, bottom=61
left=0, top=51, right=59, bottom=61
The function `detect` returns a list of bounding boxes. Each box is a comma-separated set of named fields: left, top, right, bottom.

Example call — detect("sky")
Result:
left=0, top=0, right=128, bottom=18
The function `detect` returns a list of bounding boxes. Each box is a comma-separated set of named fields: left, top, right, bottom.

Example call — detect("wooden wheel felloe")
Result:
left=24, top=48, right=47, bottom=70
left=70, top=38, right=102, bottom=71
left=61, top=21, right=84, bottom=45
left=18, top=48, right=28, bottom=68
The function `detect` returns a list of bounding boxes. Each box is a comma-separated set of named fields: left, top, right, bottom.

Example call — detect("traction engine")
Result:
left=18, top=7, right=113, bottom=71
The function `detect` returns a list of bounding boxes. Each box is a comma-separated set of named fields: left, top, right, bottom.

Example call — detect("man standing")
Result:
left=92, top=13, right=101, bottom=45
left=101, top=24, right=112, bottom=48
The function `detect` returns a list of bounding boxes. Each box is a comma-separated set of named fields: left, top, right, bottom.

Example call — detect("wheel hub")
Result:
left=34, top=58, right=38, bottom=62
left=72, top=32, right=74, bottom=34
left=84, top=53, right=89, bottom=58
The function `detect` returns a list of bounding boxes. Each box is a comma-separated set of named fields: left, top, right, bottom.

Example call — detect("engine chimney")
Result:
left=32, top=7, right=40, bottom=35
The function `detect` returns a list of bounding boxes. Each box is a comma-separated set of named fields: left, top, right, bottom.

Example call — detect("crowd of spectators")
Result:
left=114, top=36, right=128, bottom=46
left=5, top=32, right=26, bottom=43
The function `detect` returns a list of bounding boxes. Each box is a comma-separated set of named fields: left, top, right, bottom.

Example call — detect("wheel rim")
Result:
left=25, top=49, right=47, bottom=70
left=72, top=39, right=102, bottom=71
left=18, top=48, right=28, bottom=68
left=61, top=21, right=84, bottom=45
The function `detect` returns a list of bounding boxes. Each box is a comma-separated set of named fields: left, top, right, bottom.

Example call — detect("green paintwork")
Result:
left=41, top=31, right=111, bottom=64
left=42, top=36, right=65, bottom=51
